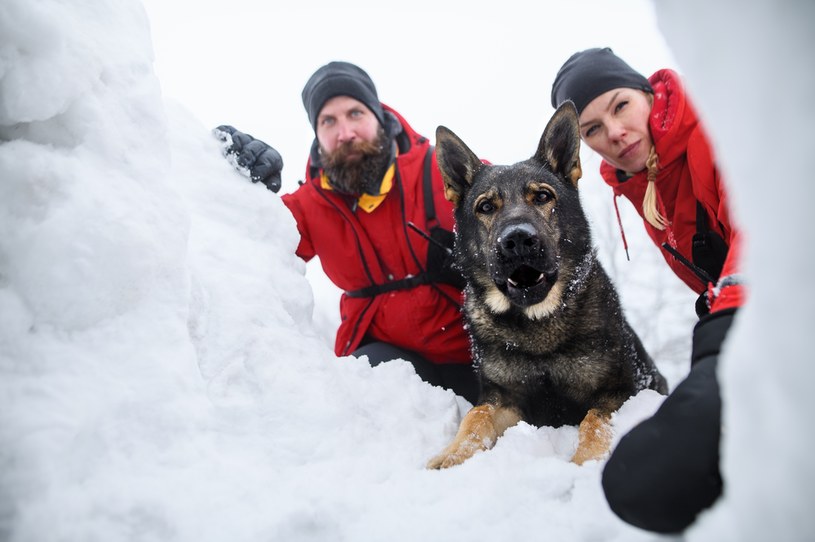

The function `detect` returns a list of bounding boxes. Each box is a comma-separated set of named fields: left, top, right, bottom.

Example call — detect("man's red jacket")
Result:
left=282, top=105, right=471, bottom=363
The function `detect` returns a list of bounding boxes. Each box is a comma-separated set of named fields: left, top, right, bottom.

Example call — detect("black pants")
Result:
left=601, top=309, right=735, bottom=533
left=353, top=341, right=480, bottom=405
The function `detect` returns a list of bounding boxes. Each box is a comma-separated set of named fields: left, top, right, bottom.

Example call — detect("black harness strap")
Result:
left=345, top=274, right=431, bottom=298
left=696, top=201, right=709, bottom=233
left=661, top=242, right=716, bottom=286
left=660, top=203, right=730, bottom=284
left=344, top=146, right=444, bottom=299
left=422, top=146, right=439, bottom=229
left=691, top=201, right=729, bottom=283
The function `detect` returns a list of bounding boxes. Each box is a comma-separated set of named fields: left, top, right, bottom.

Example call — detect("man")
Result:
left=215, top=61, right=478, bottom=403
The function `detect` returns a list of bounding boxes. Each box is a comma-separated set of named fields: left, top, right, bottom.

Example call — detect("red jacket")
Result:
left=281, top=105, right=471, bottom=362
left=600, top=69, right=744, bottom=312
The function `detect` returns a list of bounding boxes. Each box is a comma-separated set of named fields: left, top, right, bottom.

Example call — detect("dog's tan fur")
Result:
left=572, top=408, right=613, bottom=465
left=426, top=404, right=522, bottom=469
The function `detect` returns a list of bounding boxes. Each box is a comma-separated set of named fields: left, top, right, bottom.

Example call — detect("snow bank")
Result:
left=0, top=1, right=668, bottom=540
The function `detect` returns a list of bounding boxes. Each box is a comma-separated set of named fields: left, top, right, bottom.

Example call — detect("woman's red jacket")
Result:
left=600, top=69, right=744, bottom=312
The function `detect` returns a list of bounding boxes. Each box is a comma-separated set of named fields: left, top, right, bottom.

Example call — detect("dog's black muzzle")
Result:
left=493, top=223, right=558, bottom=307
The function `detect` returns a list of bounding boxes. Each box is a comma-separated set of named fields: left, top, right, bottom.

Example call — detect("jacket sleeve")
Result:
left=688, top=125, right=746, bottom=313
left=707, top=132, right=745, bottom=313
left=708, top=136, right=746, bottom=313
left=709, top=229, right=745, bottom=312
left=280, top=190, right=315, bottom=263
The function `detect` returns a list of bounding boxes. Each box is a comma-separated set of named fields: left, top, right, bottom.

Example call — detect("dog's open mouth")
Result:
left=498, top=263, right=557, bottom=307
left=507, top=264, right=545, bottom=290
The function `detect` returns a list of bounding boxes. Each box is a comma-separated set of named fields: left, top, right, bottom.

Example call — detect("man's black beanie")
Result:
left=302, top=61, right=385, bottom=131
left=550, top=47, right=653, bottom=115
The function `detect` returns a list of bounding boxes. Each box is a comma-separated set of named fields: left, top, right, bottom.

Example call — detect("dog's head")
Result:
left=436, top=101, right=592, bottom=319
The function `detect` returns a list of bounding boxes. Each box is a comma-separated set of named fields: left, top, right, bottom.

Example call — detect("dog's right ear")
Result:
left=435, top=126, right=482, bottom=208
left=535, top=101, right=582, bottom=187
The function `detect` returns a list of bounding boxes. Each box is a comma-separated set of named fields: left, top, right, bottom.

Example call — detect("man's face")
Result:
left=316, top=95, right=388, bottom=196
left=316, top=95, right=381, bottom=157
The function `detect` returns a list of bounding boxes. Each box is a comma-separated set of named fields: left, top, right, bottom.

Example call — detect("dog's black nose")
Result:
left=498, top=224, right=540, bottom=257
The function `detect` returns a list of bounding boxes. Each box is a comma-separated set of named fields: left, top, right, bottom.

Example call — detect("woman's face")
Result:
left=578, top=88, right=654, bottom=174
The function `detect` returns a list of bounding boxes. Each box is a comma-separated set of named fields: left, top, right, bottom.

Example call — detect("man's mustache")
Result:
left=322, top=139, right=382, bottom=167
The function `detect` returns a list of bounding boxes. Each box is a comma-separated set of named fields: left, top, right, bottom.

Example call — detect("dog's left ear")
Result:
left=535, top=101, right=582, bottom=186
left=436, top=126, right=483, bottom=208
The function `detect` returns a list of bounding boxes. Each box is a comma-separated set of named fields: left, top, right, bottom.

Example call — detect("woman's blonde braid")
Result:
left=642, top=146, right=668, bottom=230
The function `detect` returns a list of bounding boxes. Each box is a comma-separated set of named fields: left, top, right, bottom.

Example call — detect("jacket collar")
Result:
left=319, top=159, right=397, bottom=213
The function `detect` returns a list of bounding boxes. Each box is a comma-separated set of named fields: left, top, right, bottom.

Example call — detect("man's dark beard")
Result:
left=320, top=131, right=392, bottom=196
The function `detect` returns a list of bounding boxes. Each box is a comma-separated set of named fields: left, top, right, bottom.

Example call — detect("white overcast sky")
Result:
left=141, top=0, right=677, bottom=193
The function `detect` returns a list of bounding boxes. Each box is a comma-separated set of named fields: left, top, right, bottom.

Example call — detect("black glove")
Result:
left=602, top=307, right=735, bottom=534
left=213, top=125, right=283, bottom=193
left=691, top=308, right=737, bottom=366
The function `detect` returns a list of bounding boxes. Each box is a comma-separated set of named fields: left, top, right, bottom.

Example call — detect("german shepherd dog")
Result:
left=427, top=102, right=667, bottom=469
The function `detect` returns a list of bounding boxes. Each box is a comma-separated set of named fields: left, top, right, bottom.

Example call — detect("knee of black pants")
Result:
left=436, top=364, right=480, bottom=405
left=602, top=356, right=723, bottom=533
left=352, top=342, right=444, bottom=387
left=352, top=342, right=478, bottom=403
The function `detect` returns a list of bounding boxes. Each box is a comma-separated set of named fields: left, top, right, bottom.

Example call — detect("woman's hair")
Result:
left=643, top=146, right=668, bottom=230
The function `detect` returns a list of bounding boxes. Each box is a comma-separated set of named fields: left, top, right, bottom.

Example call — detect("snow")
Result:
left=0, top=0, right=812, bottom=541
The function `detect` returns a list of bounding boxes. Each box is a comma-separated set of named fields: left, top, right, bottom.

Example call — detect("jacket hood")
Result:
left=601, top=69, right=697, bottom=193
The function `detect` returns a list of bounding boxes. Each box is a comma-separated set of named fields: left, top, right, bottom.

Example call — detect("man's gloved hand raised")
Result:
left=213, top=125, right=283, bottom=193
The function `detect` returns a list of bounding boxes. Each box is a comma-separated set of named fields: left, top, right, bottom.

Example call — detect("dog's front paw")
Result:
left=427, top=404, right=521, bottom=469
left=571, top=442, right=609, bottom=465
left=426, top=451, right=461, bottom=470
left=571, top=408, right=613, bottom=465
left=426, top=438, right=489, bottom=470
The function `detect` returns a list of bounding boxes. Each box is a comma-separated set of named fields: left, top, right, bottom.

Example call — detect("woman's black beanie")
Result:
left=550, top=47, right=653, bottom=115
left=302, top=61, right=385, bottom=131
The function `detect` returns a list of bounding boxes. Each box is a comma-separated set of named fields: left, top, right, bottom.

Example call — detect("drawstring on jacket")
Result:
left=613, top=194, right=630, bottom=261
left=612, top=179, right=675, bottom=266
left=614, top=181, right=715, bottom=291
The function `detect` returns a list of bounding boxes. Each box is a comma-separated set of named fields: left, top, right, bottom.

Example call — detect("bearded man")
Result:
left=215, top=61, right=478, bottom=403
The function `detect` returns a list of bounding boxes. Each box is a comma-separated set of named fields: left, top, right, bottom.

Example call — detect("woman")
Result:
left=551, top=47, right=745, bottom=533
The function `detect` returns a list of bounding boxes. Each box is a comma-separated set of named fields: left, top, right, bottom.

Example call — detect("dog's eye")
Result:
left=533, top=191, right=553, bottom=204
left=476, top=200, right=496, bottom=214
